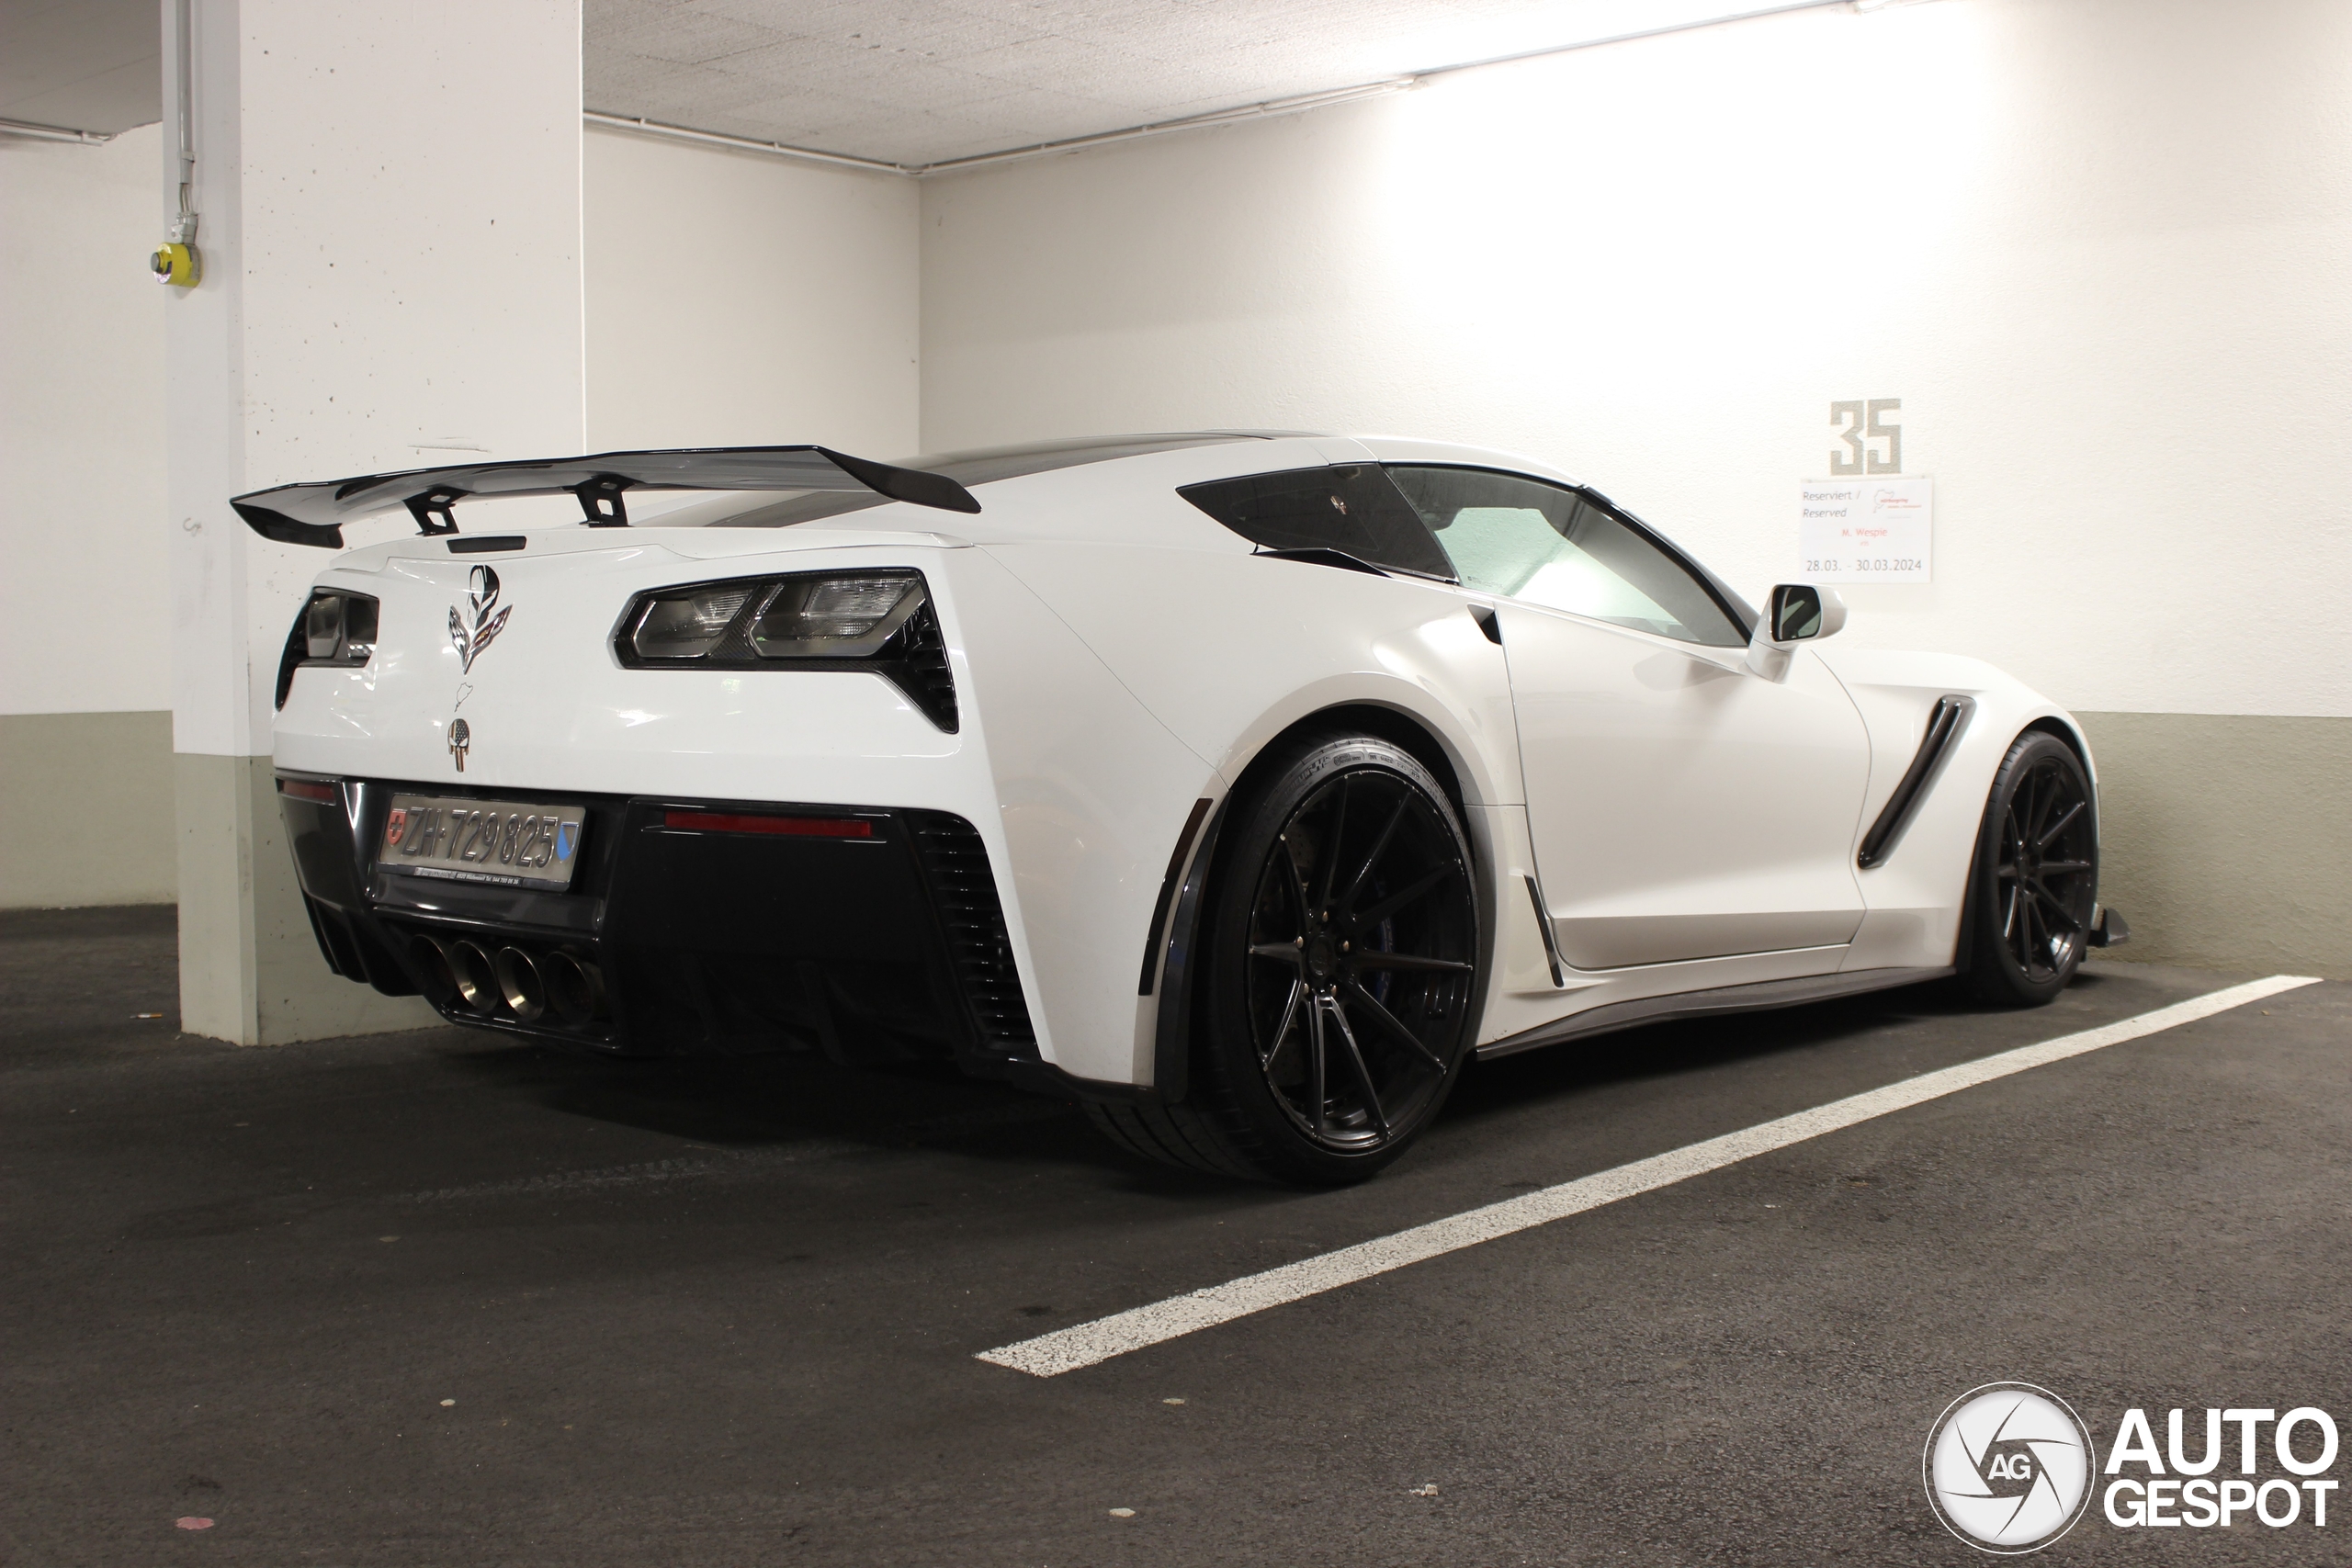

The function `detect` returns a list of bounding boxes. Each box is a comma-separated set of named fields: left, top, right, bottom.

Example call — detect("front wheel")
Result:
left=1091, top=733, right=1481, bottom=1186
left=1959, top=730, right=2098, bottom=1006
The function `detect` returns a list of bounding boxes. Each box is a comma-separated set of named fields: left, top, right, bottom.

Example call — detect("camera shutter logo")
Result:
left=1924, top=1383, right=2096, bottom=1553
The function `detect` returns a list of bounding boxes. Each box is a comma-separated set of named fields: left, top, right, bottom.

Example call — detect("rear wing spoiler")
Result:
left=230, top=445, right=980, bottom=548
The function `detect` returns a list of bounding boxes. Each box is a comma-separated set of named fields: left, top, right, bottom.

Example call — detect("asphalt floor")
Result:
left=4, top=905, right=2345, bottom=1566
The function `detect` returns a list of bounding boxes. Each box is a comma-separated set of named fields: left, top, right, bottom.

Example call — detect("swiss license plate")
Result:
left=378, top=794, right=588, bottom=890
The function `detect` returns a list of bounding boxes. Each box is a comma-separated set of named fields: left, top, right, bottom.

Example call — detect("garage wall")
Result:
left=8, top=0, right=2342, bottom=976
left=0, top=121, right=922, bottom=911
left=584, top=124, right=919, bottom=457
left=0, top=125, right=175, bottom=908
left=917, top=0, right=2352, bottom=976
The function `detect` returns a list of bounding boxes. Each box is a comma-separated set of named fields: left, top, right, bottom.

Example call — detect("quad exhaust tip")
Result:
left=493, top=947, right=546, bottom=1022
left=447, top=940, right=501, bottom=1016
left=408, top=933, right=604, bottom=1026
left=408, top=933, right=459, bottom=1006
left=540, top=949, right=605, bottom=1025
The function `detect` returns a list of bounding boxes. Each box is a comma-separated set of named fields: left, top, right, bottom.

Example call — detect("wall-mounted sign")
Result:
left=1830, top=398, right=1904, bottom=475
left=1800, top=477, right=1932, bottom=581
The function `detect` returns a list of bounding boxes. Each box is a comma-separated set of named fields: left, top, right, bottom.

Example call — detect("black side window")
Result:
left=1178, top=466, right=1455, bottom=580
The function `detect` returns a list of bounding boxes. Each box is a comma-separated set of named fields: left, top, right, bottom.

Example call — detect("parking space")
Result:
left=5, top=907, right=2344, bottom=1565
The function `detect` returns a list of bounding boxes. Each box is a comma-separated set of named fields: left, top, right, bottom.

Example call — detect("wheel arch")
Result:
left=2018, top=713, right=2104, bottom=912
left=2023, top=714, right=2097, bottom=786
left=1227, top=701, right=1473, bottom=826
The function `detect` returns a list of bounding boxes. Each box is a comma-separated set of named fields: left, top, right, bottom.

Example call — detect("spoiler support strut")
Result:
left=402, top=488, right=465, bottom=536
left=571, top=473, right=632, bottom=527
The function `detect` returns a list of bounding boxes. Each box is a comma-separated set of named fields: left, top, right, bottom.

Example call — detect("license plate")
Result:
left=377, top=794, right=588, bottom=889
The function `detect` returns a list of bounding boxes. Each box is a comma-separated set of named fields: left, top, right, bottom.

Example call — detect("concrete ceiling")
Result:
left=0, top=0, right=1807, bottom=162
left=0, top=0, right=160, bottom=134
left=586, top=1, right=1804, bottom=167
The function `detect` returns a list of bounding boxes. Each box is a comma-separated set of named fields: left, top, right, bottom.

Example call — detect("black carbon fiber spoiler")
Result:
left=231, top=445, right=980, bottom=548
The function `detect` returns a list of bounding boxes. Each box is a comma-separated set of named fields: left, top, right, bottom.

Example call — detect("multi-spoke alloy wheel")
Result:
left=1090, top=731, right=1477, bottom=1188
left=1239, top=763, right=1476, bottom=1154
left=1962, top=731, right=2098, bottom=1006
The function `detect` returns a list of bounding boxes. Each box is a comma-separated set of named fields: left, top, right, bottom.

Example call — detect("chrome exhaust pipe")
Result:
left=542, top=950, right=605, bottom=1025
left=408, top=934, right=458, bottom=1005
left=446, top=940, right=501, bottom=1016
left=493, top=947, right=547, bottom=1022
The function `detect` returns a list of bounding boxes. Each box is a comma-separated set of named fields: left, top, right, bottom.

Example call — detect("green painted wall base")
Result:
left=0, top=712, right=177, bottom=908
left=2075, top=712, right=2348, bottom=980
left=174, top=751, right=437, bottom=1045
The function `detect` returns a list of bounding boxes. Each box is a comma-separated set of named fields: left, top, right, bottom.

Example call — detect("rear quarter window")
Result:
left=1178, top=466, right=1456, bottom=580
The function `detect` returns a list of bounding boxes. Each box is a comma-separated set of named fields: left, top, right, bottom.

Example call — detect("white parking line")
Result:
left=978, top=975, right=2321, bottom=1377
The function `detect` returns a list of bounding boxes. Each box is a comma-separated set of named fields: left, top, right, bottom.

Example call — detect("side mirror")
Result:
left=1747, top=583, right=1847, bottom=679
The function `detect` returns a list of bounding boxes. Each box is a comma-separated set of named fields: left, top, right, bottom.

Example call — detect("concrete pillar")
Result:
left=164, top=0, right=585, bottom=1043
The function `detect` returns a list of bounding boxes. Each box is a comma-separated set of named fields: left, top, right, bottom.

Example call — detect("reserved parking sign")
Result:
left=1800, top=477, right=1934, bottom=581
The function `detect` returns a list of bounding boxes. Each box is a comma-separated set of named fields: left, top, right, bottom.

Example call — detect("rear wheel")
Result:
left=1091, top=733, right=1481, bottom=1186
left=1960, top=731, right=2098, bottom=1006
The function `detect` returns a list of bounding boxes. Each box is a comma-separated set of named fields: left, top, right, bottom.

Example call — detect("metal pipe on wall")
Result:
left=0, top=117, right=118, bottom=144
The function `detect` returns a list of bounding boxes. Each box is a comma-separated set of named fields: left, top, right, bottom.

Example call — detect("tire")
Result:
left=1094, top=732, right=1481, bottom=1186
left=1959, top=730, right=2099, bottom=1007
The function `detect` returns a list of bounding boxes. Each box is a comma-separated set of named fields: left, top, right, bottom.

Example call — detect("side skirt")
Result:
left=1474, top=964, right=1954, bottom=1062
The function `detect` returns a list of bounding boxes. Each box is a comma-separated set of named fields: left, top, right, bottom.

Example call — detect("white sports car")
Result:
left=246, top=433, right=2125, bottom=1185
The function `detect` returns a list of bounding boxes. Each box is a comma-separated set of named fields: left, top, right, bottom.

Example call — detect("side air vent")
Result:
left=1858, top=695, right=1975, bottom=869
left=908, top=811, right=1036, bottom=1060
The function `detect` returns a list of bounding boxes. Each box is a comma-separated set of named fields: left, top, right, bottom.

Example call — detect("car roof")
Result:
left=648, top=431, right=1584, bottom=533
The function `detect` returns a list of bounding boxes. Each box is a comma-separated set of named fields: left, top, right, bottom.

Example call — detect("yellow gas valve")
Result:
left=151, top=241, right=201, bottom=288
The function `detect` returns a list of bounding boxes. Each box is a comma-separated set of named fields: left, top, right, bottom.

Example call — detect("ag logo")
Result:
left=1925, top=1383, right=2096, bottom=1554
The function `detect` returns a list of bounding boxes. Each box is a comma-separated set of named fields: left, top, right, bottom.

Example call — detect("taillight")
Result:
left=276, top=590, right=379, bottom=709
left=614, top=570, right=956, bottom=731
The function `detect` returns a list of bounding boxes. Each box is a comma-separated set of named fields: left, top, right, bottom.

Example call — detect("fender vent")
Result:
left=908, top=811, right=1036, bottom=1060
left=1858, top=695, right=1975, bottom=869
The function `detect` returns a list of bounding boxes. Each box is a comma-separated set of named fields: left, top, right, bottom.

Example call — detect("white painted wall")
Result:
left=0, top=124, right=167, bottom=716
left=169, top=0, right=592, bottom=760
left=921, top=0, right=2352, bottom=721
left=0, top=116, right=921, bottom=738
left=16, top=0, right=2348, bottom=737
left=585, top=126, right=919, bottom=457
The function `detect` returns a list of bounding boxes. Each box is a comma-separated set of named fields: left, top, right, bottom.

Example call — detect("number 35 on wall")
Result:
left=1830, top=399, right=1902, bottom=475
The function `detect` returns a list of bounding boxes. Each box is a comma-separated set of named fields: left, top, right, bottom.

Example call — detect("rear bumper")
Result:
left=276, top=773, right=1041, bottom=1079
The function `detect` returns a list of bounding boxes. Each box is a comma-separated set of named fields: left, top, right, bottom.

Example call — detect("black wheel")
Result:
left=1960, top=731, right=2098, bottom=1006
left=1092, top=733, right=1481, bottom=1186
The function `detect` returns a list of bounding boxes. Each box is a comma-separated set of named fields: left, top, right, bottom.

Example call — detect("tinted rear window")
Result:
left=1177, top=465, right=1456, bottom=579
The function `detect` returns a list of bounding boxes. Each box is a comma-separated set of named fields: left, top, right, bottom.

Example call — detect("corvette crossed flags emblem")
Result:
left=449, top=565, right=510, bottom=674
